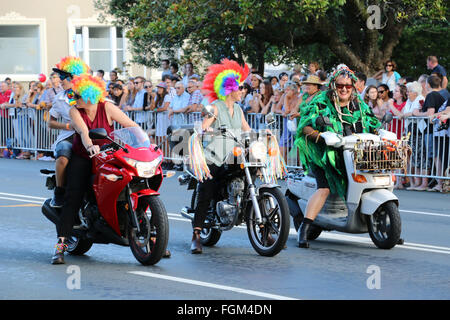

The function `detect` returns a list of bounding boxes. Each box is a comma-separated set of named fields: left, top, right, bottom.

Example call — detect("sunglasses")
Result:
left=60, top=74, right=72, bottom=81
left=386, top=64, right=393, bottom=67
left=144, top=85, right=152, bottom=89
left=335, top=84, right=353, bottom=90
left=378, top=90, right=386, bottom=94
left=239, top=86, right=244, bottom=90
left=134, top=81, right=142, bottom=85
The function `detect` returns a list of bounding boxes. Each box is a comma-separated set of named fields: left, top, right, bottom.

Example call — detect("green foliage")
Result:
left=96, top=0, right=448, bottom=75
left=392, top=21, right=450, bottom=79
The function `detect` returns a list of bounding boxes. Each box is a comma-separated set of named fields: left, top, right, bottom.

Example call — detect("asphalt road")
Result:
left=0, top=158, right=449, bottom=301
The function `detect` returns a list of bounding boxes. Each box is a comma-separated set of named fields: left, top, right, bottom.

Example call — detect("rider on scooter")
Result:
left=294, top=65, right=380, bottom=248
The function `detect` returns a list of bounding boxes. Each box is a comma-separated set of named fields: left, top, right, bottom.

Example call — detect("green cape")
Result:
left=294, top=90, right=380, bottom=198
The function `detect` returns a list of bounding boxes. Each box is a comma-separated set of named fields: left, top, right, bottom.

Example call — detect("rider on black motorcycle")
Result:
left=190, top=59, right=252, bottom=254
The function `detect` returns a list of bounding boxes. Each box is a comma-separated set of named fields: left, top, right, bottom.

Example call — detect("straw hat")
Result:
left=301, top=75, right=323, bottom=86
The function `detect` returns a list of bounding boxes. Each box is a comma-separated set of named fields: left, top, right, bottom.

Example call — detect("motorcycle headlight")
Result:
left=124, top=155, right=163, bottom=178
left=249, top=141, right=267, bottom=162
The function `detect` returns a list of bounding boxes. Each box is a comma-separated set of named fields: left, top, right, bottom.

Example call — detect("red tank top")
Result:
left=72, top=102, right=114, bottom=158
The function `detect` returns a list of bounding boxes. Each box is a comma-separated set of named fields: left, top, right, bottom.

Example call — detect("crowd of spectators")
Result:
left=1, top=56, right=449, bottom=192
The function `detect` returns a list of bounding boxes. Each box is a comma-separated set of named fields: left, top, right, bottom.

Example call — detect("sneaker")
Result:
left=51, top=239, right=67, bottom=264
left=50, top=197, right=64, bottom=208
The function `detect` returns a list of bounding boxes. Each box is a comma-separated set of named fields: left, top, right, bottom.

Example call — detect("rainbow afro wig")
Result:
left=71, top=74, right=107, bottom=105
left=202, top=59, right=249, bottom=102
left=54, top=56, right=90, bottom=76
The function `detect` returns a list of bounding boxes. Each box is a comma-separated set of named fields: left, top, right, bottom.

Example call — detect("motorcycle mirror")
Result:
left=89, top=128, right=108, bottom=140
left=382, top=113, right=393, bottom=124
left=201, top=105, right=216, bottom=119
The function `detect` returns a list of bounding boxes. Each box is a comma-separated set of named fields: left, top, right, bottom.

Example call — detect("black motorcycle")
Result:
left=175, top=110, right=290, bottom=257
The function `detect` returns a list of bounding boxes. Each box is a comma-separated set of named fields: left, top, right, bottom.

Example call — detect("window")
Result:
left=0, top=25, right=41, bottom=74
left=73, top=26, right=126, bottom=73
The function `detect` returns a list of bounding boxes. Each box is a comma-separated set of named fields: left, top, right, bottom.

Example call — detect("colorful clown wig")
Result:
left=202, top=59, right=250, bottom=102
left=55, top=56, right=90, bottom=76
left=71, top=74, right=107, bottom=105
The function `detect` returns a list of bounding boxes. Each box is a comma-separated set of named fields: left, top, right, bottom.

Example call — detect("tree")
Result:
left=392, top=21, right=449, bottom=79
left=96, top=0, right=448, bottom=75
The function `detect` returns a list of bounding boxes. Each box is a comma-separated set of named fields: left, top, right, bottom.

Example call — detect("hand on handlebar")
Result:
left=320, top=131, right=344, bottom=148
left=87, top=145, right=101, bottom=158
left=333, top=136, right=345, bottom=148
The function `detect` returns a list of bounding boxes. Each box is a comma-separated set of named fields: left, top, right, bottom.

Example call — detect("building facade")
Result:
left=0, top=0, right=155, bottom=82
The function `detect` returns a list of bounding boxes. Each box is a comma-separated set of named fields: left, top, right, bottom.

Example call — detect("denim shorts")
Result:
left=55, top=137, right=73, bottom=159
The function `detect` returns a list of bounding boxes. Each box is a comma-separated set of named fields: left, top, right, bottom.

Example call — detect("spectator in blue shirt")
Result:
left=427, top=56, right=448, bottom=89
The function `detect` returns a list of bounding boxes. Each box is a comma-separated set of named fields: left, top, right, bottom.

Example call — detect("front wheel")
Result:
left=128, top=196, right=169, bottom=265
left=247, top=187, right=290, bottom=257
left=366, top=201, right=401, bottom=249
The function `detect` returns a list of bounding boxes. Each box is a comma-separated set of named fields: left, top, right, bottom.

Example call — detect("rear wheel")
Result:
left=247, top=187, right=290, bottom=257
left=66, top=236, right=93, bottom=255
left=128, top=196, right=169, bottom=265
left=191, top=186, right=222, bottom=246
left=366, top=201, right=401, bottom=249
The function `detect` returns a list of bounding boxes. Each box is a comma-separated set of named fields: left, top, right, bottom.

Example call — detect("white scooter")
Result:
left=286, top=114, right=408, bottom=249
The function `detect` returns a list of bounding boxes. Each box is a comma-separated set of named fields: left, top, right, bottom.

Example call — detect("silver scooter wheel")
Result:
left=366, top=201, right=401, bottom=249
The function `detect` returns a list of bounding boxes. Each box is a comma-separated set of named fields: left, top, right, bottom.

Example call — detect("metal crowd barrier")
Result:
left=1, top=108, right=449, bottom=181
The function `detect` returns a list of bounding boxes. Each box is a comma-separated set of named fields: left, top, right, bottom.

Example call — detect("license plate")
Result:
left=373, top=176, right=390, bottom=185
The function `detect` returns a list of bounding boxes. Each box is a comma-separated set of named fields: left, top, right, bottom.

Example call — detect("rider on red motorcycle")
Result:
left=52, top=74, right=138, bottom=264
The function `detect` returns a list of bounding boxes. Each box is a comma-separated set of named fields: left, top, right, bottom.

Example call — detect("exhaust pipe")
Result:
left=180, top=206, right=194, bottom=221
left=178, top=174, right=190, bottom=186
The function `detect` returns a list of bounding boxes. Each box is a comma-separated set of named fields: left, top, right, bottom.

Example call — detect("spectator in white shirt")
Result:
left=168, top=82, right=190, bottom=127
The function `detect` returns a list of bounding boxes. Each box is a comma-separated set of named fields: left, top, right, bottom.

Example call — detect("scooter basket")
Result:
left=352, top=138, right=411, bottom=172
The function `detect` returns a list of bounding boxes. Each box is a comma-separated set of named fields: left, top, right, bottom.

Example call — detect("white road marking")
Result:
left=399, top=209, right=450, bottom=218
left=0, top=192, right=47, bottom=200
left=167, top=213, right=450, bottom=255
left=1, top=191, right=449, bottom=218
left=128, top=271, right=298, bottom=300
left=0, top=196, right=44, bottom=204
left=1, top=192, right=449, bottom=254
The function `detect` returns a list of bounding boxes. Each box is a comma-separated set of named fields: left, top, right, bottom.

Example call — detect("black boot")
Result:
left=190, top=230, right=202, bottom=254
left=297, top=218, right=313, bottom=248
left=51, top=239, right=67, bottom=264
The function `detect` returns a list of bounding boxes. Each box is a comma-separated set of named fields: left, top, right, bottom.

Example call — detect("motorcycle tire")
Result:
left=366, top=200, right=401, bottom=249
left=128, top=195, right=169, bottom=265
left=191, top=186, right=222, bottom=246
left=66, top=237, right=93, bottom=256
left=247, top=187, right=290, bottom=257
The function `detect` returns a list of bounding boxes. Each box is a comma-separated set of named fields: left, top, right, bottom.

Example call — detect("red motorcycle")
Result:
left=41, top=127, right=171, bottom=265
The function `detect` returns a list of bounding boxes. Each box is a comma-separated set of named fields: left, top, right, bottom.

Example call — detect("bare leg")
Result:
left=305, top=188, right=330, bottom=220
left=55, top=156, right=69, bottom=187
left=298, top=188, right=330, bottom=248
